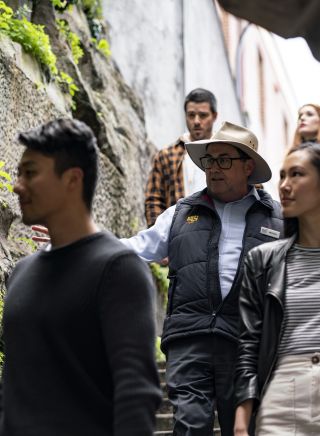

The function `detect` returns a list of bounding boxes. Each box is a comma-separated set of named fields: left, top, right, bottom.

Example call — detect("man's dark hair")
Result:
left=284, top=142, right=320, bottom=237
left=184, top=88, right=217, bottom=113
left=18, top=118, right=98, bottom=211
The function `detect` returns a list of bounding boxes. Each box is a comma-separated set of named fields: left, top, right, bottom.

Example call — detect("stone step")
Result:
left=158, top=397, right=172, bottom=414
left=155, top=430, right=221, bottom=435
left=155, top=429, right=221, bottom=435
left=156, top=413, right=174, bottom=432
left=158, top=367, right=166, bottom=383
left=160, top=380, right=168, bottom=396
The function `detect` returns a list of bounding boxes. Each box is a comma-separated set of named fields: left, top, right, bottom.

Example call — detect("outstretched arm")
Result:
left=120, top=204, right=175, bottom=262
left=31, top=203, right=175, bottom=264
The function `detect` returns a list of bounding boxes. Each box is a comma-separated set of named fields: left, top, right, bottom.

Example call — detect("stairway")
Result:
left=155, top=360, right=173, bottom=435
left=155, top=361, right=221, bottom=435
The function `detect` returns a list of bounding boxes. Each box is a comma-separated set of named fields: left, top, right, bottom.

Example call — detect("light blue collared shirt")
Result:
left=213, top=188, right=260, bottom=298
left=121, top=187, right=260, bottom=300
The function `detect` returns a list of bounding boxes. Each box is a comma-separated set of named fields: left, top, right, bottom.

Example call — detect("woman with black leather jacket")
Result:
left=234, top=142, right=320, bottom=435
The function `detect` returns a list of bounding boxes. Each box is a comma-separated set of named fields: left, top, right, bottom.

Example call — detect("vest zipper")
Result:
left=167, top=274, right=177, bottom=315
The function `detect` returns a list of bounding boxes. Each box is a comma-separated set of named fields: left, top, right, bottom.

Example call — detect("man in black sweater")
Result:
left=2, top=118, right=161, bottom=436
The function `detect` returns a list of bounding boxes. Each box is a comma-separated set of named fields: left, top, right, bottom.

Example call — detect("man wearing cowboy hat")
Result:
left=122, top=121, right=284, bottom=435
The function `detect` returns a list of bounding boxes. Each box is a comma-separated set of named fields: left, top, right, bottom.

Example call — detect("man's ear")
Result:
left=245, top=159, right=255, bottom=177
left=63, top=167, right=84, bottom=190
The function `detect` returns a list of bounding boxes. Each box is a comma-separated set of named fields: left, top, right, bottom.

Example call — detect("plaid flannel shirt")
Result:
left=145, top=135, right=189, bottom=227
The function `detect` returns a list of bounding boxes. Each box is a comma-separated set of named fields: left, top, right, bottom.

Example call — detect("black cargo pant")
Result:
left=165, top=334, right=237, bottom=436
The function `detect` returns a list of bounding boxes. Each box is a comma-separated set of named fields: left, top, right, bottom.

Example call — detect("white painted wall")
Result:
left=238, top=27, right=297, bottom=197
left=103, top=0, right=242, bottom=149
left=183, top=0, right=242, bottom=129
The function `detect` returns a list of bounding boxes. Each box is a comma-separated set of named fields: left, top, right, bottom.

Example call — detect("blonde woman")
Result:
left=291, top=103, right=320, bottom=148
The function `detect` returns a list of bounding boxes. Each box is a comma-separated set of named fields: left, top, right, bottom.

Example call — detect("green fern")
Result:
left=0, top=1, right=58, bottom=75
left=15, top=237, right=38, bottom=253
left=51, top=0, right=68, bottom=8
left=149, top=263, right=169, bottom=304
left=56, top=19, right=84, bottom=64
left=58, top=71, right=79, bottom=96
left=92, top=37, right=110, bottom=58
left=81, top=0, right=102, bottom=20
left=0, top=161, right=12, bottom=193
left=0, top=1, right=81, bottom=105
left=155, top=336, right=165, bottom=362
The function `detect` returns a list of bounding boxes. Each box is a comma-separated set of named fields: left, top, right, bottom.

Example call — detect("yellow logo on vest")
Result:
left=186, top=215, right=199, bottom=224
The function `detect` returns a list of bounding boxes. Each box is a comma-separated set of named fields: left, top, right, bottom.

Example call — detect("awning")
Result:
left=216, top=0, right=320, bottom=61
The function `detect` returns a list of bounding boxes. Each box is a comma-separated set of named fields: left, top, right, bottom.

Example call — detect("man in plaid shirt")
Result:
left=145, top=88, right=218, bottom=227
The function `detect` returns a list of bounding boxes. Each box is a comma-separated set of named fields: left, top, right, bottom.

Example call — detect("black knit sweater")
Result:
left=1, top=232, right=161, bottom=436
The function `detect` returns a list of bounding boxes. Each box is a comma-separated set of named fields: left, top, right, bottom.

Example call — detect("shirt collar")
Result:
left=246, top=185, right=260, bottom=201
left=214, top=185, right=258, bottom=209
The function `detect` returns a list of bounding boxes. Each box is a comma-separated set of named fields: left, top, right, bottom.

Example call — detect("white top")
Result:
left=278, top=244, right=320, bottom=356
left=183, top=152, right=206, bottom=196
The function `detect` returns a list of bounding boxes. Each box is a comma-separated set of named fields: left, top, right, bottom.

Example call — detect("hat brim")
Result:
left=185, top=139, right=271, bottom=184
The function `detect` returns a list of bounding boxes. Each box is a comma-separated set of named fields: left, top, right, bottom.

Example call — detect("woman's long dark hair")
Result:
left=284, top=142, right=320, bottom=237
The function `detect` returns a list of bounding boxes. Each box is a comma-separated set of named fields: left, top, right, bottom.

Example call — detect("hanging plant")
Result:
left=0, top=161, right=12, bottom=193
left=91, top=37, right=110, bottom=58
left=56, top=18, right=84, bottom=64
left=51, top=0, right=78, bottom=12
left=0, top=1, right=58, bottom=75
left=0, top=1, right=80, bottom=106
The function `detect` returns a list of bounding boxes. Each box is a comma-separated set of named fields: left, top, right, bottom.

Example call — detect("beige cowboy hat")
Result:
left=185, top=121, right=271, bottom=184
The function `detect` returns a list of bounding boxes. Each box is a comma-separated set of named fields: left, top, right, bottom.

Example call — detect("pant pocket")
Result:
left=256, top=377, right=295, bottom=435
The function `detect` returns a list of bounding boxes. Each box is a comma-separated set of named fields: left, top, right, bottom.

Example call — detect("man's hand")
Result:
left=31, top=225, right=50, bottom=243
left=160, top=257, right=169, bottom=266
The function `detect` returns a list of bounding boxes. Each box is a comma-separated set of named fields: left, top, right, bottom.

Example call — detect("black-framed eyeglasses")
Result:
left=200, top=156, right=247, bottom=170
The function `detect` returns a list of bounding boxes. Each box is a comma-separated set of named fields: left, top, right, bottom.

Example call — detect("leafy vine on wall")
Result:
left=0, top=0, right=111, bottom=109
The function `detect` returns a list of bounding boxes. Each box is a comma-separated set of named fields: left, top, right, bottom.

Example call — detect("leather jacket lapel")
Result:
left=266, top=234, right=297, bottom=304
